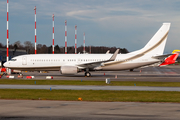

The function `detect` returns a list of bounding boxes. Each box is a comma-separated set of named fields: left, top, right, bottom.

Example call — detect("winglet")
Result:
left=106, top=50, right=110, bottom=54
left=109, top=49, right=119, bottom=61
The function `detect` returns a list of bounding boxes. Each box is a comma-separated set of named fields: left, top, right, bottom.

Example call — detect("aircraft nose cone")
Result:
left=3, top=62, right=8, bottom=67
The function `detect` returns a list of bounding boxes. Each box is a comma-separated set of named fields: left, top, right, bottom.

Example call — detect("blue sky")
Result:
left=0, top=0, right=180, bottom=53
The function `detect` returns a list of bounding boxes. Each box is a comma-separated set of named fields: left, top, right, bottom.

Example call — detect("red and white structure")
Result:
left=83, top=32, right=85, bottom=53
left=34, top=6, right=37, bottom=54
left=7, top=0, right=9, bottom=62
left=6, top=0, right=11, bottom=74
left=52, top=14, right=55, bottom=54
left=65, top=20, right=67, bottom=54
left=75, top=25, right=77, bottom=54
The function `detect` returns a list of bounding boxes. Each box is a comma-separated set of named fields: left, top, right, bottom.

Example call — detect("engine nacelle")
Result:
left=60, top=66, right=79, bottom=74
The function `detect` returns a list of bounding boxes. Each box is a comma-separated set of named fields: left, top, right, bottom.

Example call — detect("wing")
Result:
left=77, top=49, right=119, bottom=69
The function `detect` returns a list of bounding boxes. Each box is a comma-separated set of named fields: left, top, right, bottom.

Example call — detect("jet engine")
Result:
left=60, top=66, right=79, bottom=74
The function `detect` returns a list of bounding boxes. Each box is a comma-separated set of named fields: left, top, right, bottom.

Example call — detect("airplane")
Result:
left=4, top=23, right=176, bottom=77
left=159, top=50, right=180, bottom=66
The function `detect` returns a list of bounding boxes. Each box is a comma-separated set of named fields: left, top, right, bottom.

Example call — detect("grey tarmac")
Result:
left=0, top=100, right=180, bottom=120
left=1, top=66, right=180, bottom=120
left=1, top=85, right=180, bottom=91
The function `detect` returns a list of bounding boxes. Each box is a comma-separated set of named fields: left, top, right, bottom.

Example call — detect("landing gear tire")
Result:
left=85, top=72, right=91, bottom=77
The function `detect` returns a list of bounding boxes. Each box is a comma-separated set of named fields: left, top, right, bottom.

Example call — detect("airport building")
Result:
left=0, top=48, right=26, bottom=67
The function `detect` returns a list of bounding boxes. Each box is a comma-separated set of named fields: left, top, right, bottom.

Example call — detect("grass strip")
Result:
left=1, top=79, right=180, bottom=87
left=0, top=89, right=180, bottom=102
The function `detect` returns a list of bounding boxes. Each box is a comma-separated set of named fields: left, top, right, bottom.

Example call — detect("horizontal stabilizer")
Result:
left=152, top=54, right=172, bottom=60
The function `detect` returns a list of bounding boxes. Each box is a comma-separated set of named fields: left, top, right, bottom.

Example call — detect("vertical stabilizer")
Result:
left=142, top=23, right=171, bottom=55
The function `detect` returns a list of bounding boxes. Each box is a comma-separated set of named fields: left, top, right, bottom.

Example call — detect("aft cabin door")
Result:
left=22, top=56, right=27, bottom=65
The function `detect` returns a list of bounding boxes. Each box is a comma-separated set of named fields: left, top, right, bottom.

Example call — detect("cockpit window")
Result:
left=10, top=59, right=17, bottom=61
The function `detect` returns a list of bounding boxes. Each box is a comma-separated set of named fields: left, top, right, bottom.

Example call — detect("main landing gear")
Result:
left=84, top=68, right=91, bottom=77
left=130, top=69, right=134, bottom=72
left=85, top=72, right=91, bottom=77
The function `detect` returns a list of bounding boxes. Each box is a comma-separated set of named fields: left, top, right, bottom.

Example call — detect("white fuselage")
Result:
left=4, top=53, right=159, bottom=71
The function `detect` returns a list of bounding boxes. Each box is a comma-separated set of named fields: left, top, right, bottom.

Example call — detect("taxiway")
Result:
left=1, top=65, right=180, bottom=120
left=0, top=100, right=180, bottom=120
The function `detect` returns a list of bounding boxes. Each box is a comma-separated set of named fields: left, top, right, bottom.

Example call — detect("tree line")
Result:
left=0, top=41, right=129, bottom=54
